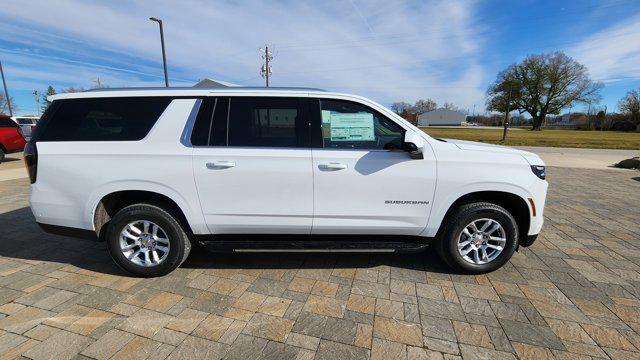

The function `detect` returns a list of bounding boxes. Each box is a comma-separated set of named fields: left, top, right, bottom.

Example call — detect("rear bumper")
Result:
left=37, top=222, right=99, bottom=241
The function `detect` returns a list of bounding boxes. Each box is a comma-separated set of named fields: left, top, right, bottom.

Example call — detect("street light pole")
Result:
left=149, top=17, right=169, bottom=87
left=0, top=61, right=13, bottom=117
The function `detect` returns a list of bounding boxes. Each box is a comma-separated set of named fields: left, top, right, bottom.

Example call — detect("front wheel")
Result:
left=436, top=202, right=519, bottom=274
left=105, top=203, right=192, bottom=277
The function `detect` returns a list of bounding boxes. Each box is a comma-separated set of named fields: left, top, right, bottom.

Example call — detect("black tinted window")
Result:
left=37, top=97, right=171, bottom=141
left=0, top=118, right=18, bottom=128
left=190, top=97, right=229, bottom=146
left=319, top=100, right=404, bottom=150
left=190, top=98, right=213, bottom=146
left=228, top=97, right=307, bottom=148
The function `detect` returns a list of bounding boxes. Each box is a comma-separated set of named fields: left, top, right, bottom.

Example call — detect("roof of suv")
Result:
left=48, top=86, right=341, bottom=101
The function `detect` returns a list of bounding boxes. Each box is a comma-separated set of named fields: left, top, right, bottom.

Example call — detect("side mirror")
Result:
left=403, top=131, right=425, bottom=159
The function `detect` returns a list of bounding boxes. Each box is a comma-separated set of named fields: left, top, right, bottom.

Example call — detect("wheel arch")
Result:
left=433, top=190, right=531, bottom=246
left=93, top=190, right=195, bottom=241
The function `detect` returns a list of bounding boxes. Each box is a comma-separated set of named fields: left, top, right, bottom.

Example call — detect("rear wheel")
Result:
left=436, top=202, right=518, bottom=274
left=0, top=149, right=5, bottom=163
left=105, top=203, right=192, bottom=277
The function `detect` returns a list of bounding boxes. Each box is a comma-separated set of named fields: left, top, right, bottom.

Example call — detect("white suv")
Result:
left=25, top=87, right=547, bottom=277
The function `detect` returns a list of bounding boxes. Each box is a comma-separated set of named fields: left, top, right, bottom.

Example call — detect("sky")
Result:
left=1, top=0, right=639, bottom=116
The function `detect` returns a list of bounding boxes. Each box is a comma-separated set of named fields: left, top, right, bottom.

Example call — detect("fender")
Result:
left=86, top=180, right=208, bottom=234
left=421, top=181, right=532, bottom=237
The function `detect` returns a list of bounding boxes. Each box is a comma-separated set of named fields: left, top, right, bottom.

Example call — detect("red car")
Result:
left=0, top=114, right=27, bottom=163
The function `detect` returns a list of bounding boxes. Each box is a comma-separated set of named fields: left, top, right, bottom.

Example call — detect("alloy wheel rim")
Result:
left=119, top=220, right=170, bottom=267
left=457, top=218, right=506, bottom=265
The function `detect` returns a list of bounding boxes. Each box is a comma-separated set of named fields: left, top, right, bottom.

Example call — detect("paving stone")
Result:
left=291, top=311, right=328, bottom=338
left=242, top=313, right=294, bottom=342
left=459, top=344, right=516, bottom=360
left=452, top=321, right=492, bottom=348
left=260, top=340, right=299, bottom=360
left=315, top=339, right=369, bottom=360
left=80, top=329, right=135, bottom=360
left=374, top=316, right=423, bottom=346
left=322, top=317, right=357, bottom=344
left=303, top=295, right=345, bottom=318
left=499, top=319, right=565, bottom=350
left=371, top=338, right=406, bottom=360
left=285, top=332, right=320, bottom=350
left=167, top=335, right=228, bottom=359
left=418, top=298, right=466, bottom=321
left=0, top=306, right=53, bottom=334
left=420, top=315, right=456, bottom=340
left=222, top=334, right=268, bottom=360
left=23, top=330, right=93, bottom=360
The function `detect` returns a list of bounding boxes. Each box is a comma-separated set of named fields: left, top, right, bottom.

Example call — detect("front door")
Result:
left=192, top=96, right=313, bottom=234
left=310, top=99, right=437, bottom=235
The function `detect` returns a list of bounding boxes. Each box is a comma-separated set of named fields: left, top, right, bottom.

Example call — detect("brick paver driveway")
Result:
left=0, top=167, right=638, bottom=359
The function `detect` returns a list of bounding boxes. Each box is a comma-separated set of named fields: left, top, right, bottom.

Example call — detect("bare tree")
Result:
left=0, top=92, right=18, bottom=115
left=618, top=88, right=640, bottom=130
left=390, top=102, right=413, bottom=114
left=413, top=99, right=437, bottom=115
left=487, top=52, right=602, bottom=130
left=442, top=102, right=462, bottom=112
left=60, top=86, right=86, bottom=93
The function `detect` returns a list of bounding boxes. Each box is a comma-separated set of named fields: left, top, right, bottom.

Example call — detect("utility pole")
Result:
left=260, top=46, right=273, bottom=87
left=149, top=17, right=169, bottom=87
left=93, top=77, right=103, bottom=89
left=0, top=61, right=13, bottom=117
left=33, top=90, right=40, bottom=116
left=502, top=84, right=512, bottom=142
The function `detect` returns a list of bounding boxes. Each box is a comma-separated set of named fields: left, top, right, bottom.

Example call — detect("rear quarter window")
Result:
left=36, top=97, right=171, bottom=142
left=0, top=118, right=19, bottom=128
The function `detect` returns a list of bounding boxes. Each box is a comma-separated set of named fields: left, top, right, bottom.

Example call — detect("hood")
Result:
left=442, top=138, right=545, bottom=166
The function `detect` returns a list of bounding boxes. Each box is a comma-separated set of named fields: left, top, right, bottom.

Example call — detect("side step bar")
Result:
left=196, top=235, right=433, bottom=253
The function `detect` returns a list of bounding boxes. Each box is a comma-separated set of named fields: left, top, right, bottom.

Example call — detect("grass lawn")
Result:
left=420, top=127, right=640, bottom=150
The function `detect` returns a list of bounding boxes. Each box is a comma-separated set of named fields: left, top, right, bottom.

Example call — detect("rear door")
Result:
left=191, top=96, right=314, bottom=234
left=309, top=98, right=437, bottom=235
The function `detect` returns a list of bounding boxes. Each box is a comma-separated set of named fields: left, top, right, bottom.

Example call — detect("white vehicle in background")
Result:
left=25, top=87, right=547, bottom=277
left=13, top=116, right=40, bottom=140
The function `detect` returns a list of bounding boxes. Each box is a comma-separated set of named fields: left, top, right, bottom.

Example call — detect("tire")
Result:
left=105, top=203, right=192, bottom=277
left=0, top=149, right=5, bottom=164
left=435, top=202, right=518, bottom=274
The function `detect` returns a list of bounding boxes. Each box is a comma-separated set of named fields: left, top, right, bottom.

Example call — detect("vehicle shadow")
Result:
left=0, top=207, right=453, bottom=277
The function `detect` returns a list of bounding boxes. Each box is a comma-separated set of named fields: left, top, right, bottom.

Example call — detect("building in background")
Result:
left=193, top=78, right=239, bottom=87
left=417, top=108, right=467, bottom=126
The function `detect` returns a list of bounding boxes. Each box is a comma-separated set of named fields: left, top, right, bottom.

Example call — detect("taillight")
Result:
left=23, top=142, right=38, bottom=184
left=17, top=127, right=25, bottom=138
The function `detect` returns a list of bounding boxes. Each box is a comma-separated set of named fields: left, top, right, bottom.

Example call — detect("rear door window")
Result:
left=36, top=97, right=171, bottom=141
left=227, top=97, right=308, bottom=148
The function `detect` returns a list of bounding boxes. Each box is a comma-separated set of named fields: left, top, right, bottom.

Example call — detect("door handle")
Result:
left=319, top=162, right=347, bottom=171
left=206, top=161, right=236, bottom=169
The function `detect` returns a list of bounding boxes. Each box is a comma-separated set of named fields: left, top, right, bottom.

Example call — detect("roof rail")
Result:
left=84, top=86, right=327, bottom=92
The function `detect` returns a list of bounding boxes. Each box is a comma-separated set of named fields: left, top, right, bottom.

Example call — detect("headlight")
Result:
left=530, top=165, right=546, bottom=180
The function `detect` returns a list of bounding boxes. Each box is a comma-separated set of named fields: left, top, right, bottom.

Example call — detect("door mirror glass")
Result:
left=403, top=131, right=425, bottom=159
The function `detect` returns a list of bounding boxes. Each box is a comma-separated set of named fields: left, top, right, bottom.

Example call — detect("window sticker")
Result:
left=329, top=112, right=375, bottom=142
left=321, top=110, right=332, bottom=124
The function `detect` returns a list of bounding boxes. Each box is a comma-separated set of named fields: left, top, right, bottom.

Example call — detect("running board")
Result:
left=196, top=235, right=432, bottom=253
